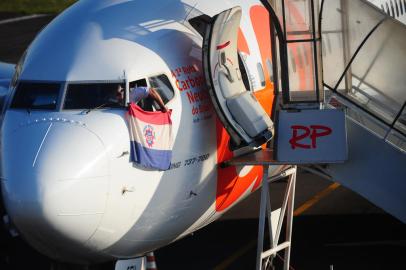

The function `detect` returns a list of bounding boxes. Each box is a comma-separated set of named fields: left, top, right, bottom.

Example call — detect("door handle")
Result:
left=218, top=52, right=234, bottom=82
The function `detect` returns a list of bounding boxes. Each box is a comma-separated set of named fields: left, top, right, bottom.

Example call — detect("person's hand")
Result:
left=161, top=106, right=168, bottom=113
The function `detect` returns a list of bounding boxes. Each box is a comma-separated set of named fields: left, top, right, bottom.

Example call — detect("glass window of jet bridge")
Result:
left=63, top=82, right=126, bottom=110
left=10, top=82, right=60, bottom=110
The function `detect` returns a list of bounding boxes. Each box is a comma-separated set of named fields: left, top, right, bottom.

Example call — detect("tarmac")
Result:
left=0, top=13, right=405, bottom=270
left=1, top=170, right=404, bottom=269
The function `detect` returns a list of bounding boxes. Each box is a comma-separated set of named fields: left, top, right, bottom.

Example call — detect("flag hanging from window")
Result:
left=127, top=103, right=173, bottom=170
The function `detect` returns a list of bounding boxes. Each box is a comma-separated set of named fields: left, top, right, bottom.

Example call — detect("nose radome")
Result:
left=1, top=120, right=110, bottom=262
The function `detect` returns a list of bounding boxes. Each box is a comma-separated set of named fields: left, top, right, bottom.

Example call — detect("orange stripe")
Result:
left=250, top=5, right=273, bottom=90
left=249, top=5, right=275, bottom=115
left=215, top=117, right=263, bottom=212
left=215, top=6, right=279, bottom=212
left=293, top=183, right=341, bottom=216
left=237, top=28, right=250, bottom=55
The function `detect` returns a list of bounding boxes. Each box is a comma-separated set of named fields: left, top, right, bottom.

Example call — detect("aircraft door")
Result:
left=203, top=7, right=274, bottom=148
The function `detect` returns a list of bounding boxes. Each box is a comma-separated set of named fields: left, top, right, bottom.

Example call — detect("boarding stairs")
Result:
left=309, top=0, right=406, bottom=223
left=269, top=0, right=406, bottom=268
left=207, top=0, right=406, bottom=269
left=261, top=0, right=406, bottom=223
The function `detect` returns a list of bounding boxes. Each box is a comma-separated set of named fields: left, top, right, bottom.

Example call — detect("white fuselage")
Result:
left=1, top=0, right=283, bottom=264
left=1, top=0, right=403, bottom=265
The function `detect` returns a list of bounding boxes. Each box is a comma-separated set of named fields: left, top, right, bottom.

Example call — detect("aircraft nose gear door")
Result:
left=203, top=7, right=274, bottom=148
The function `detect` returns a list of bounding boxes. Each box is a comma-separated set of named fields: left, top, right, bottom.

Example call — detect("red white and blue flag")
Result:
left=127, top=103, right=173, bottom=170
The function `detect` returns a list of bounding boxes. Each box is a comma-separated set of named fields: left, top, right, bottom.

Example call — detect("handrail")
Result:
left=332, top=19, right=385, bottom=92
left=310, top=0, right=320, bottom=100
left=318, top=0, right=325, bottom=41
left=324, top=83, right=406, bottom=137
left=385, top=101, right=406, bottom=139
left=318, top=2, right=405, bottom=138
left=260, top=0, right=290, bottom=102
left=351, top=85, right=399, bottom=117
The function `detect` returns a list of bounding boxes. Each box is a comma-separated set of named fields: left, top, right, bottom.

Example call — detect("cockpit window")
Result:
left=64, top=83, right=125, bottom=110
left=10, top=82, right=60, bottom=110
left=148, top=75, right=174, bottom=104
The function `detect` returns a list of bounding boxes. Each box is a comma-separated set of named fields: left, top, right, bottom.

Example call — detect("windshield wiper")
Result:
left=84, top=103, right=108, bottom=114
left=26, top=101, right=33, bottom=115
left=84, top=101, right=118, bottom=114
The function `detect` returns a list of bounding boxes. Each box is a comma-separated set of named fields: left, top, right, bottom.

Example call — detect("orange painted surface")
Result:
left=250, top=5, right=274, bottom=115
left=250, top=5, right=273, bottom=90
left=214, top=3, right=319, bottom=212
left=254, top=86, right=274, bottom=116
left=237, top=28, right=250, bottom=55
left=214, top=6, right=277, bottom=212
left=215, top=118, right=263, bottom=212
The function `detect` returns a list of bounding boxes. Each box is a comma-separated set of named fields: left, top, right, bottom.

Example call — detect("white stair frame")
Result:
left=256, top=166, right=297, bottom=270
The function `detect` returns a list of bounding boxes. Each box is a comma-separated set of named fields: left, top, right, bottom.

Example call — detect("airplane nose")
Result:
left=1, top=119, right=110, bottom=262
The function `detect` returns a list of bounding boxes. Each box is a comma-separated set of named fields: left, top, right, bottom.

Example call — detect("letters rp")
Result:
left=289, top=125, right=332, bottom=149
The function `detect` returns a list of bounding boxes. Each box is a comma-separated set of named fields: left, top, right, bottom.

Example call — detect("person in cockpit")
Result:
left=116, top=84, right=167, bottom=112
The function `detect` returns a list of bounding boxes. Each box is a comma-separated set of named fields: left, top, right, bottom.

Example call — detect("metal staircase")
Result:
left=318, top=0, right=406, bottom=223
left=242, top=0, right=406, bottom=269
left=261, top=0, right=406, bottom=223
left=210, top=0, right=405, bottom=269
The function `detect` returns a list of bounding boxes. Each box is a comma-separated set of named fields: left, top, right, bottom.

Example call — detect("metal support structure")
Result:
left=223, top=149, right=297, bottom=270
left=256, top=166, right=296, bottom=270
